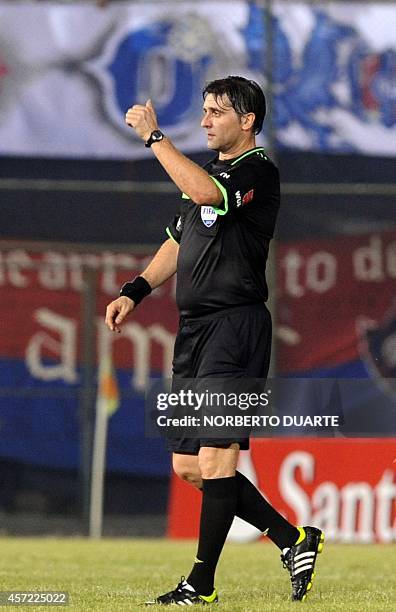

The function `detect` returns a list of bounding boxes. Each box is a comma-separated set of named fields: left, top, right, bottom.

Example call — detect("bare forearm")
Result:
left=151, top=138, right=221, bottom=206
left=105, top=241, right=178, bottom=334
left=125, top=100, right=222, bottom=206
left=140, top=238, right=178, bottom=289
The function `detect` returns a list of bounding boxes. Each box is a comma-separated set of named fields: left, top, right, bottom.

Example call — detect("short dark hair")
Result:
left=202, top=76, right=266, bottom=135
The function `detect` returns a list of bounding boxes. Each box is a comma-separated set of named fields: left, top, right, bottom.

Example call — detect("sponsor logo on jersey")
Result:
left=176, top=217, right=182, bottom=232
left=235, top=190, right=242, bottom=207
left=200, top=206, right=217, bottom=228
left=219, top=172, right=230, bottom=179
left=242, top=189, right=254, bottom=205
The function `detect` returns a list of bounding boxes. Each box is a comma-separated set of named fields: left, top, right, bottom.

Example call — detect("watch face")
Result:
left=145, top=130, right=164, bottom=147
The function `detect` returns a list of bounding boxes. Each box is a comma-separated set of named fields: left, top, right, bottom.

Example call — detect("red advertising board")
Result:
left=2, top=231, right=395, bottom=381
left=167, top=439, right=396, bottom=543
left=277, top=231, right=396, bottom=372
left=0, top=243, right=178, bottom=474
left=0, top=244, right=179, bottom=384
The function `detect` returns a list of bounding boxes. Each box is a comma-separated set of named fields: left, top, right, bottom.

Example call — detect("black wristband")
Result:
left=119, top=276, right=152, bottom=306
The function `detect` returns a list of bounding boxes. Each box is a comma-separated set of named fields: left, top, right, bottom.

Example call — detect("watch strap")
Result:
left=145, top=130, right=164, bottom=148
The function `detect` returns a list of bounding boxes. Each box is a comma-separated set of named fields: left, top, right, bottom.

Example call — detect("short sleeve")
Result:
left=166, top=195, right=189, bottom=243
left=166, top=214, right=183, bottom=244
left=209, top=158, right=278, bottom=215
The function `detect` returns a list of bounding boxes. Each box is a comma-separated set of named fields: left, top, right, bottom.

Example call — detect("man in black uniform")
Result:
left=105, top=76, right=324, bottom=605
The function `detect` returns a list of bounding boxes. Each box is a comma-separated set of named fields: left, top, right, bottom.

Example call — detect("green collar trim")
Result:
left=230, top=147, right=267, bottom=166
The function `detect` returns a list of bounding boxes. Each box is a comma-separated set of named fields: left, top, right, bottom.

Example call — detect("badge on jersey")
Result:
left=242, top=189, right=254, bottom=205
left=200, top=206, right=218, bottom=228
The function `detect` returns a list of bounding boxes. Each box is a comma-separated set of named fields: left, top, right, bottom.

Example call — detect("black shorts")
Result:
left=167, top=303, right=272, bottom=454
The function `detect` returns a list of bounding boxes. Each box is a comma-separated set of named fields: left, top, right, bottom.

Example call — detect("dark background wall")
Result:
left=1, top=152, right=395, bottom=244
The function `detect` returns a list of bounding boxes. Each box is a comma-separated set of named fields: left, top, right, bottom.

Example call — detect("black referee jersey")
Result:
left=166, top=147, right=280, bottom=317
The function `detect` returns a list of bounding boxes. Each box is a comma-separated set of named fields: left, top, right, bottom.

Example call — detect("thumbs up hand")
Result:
left=125, top=99, right=159, bottom=141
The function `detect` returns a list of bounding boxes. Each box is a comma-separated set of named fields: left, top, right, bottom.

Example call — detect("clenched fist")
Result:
left=125, top=99, right=158, bottom=141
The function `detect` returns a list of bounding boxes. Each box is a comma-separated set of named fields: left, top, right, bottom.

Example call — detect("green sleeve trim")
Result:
left=181, top=192, right=190, bottom=200
left=209, top=176, right=228, bottom=215
left=166, top=226, right=179, bottom=244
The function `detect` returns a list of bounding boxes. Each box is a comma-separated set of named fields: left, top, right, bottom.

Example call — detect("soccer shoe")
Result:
left=145, top=577, right=218, bottom=606
left=281, top=526, right=324, bottom=602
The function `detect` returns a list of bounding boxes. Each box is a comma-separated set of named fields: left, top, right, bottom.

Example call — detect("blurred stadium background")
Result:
left=0, top=0, right=395, bottom=550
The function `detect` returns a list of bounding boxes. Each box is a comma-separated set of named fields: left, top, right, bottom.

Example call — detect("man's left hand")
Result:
left=125, top=99, right=158, bottom=141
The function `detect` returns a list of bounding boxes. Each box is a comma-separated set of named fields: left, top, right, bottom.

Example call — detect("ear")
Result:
left=241, top=112, right=255, bottom=132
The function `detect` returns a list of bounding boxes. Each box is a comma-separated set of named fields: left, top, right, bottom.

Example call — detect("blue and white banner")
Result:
left=0, top=1, right=394, bottom=158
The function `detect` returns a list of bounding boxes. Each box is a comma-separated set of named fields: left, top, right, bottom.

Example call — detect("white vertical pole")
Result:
left=89, top=397, right=109, bottom=538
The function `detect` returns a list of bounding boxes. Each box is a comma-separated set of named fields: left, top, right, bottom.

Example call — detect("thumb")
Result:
left=146, top=98, right=154, bottom=110
left=115, top=306, right=126, bottom=324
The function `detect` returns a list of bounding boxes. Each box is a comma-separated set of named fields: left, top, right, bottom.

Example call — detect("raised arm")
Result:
left=105, top=238, right=178, bottom=333
left=125, top=100, right=223, bottom=206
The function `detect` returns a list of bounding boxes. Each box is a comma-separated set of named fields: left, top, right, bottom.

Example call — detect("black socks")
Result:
left=187, top=471, right=299, bottom=596
left=187, top=476, right=237, bottom=596
left=235, top=470, right=299, bottom=550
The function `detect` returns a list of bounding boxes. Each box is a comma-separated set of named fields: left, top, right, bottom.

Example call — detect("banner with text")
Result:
left=277, top=230, right=396, bottom=376
left=167, top=440, right=396, bottom=543
left=0, top=2, right=394, bottom=158
left=0, top=245, right=178, bottom=474
left=1, top=234, right=395, bottom=471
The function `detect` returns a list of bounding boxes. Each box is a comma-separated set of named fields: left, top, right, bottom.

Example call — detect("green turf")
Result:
left=0, top=537, right=395, bottom=610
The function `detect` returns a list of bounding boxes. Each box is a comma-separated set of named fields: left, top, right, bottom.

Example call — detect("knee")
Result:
left=198, top=451, right=218, bottom=480
left=198, top=446, right=239, bottom=480
left=172, top=457, right=202, bottom=490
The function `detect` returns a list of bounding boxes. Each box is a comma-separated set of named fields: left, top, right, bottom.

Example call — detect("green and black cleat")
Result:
left=145, top=577, right=218, bottom=606
left=281, top=526, right=325, bottom=602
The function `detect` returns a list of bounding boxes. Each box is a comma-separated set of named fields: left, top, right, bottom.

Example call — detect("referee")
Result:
left=105, top=76, right=324, bottom=605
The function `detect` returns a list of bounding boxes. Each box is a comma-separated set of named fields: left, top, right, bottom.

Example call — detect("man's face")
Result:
left=201, top=93, right=245, bottom=152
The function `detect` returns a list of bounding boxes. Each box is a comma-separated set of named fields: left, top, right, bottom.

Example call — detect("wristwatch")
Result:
left=145, top=130, right=165, bottom=148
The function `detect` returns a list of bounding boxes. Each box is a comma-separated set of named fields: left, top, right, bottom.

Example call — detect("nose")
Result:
left=201, top=114, right=211, bottom=128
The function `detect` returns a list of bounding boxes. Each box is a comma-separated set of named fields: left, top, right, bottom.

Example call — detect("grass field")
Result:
left=0, top=537, right=395, bottom=611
